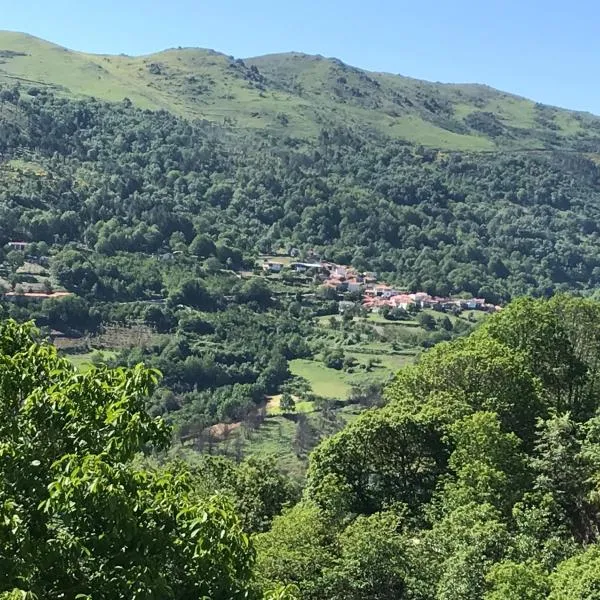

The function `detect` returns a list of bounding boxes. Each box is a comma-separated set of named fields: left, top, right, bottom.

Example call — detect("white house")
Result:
left=262, top=261, right=283, bottom=273
left=465, top=298, right=486, bottom=310
left=8, top=241, right=28, bottom=252
left=291, top=262, right=322, bottom=272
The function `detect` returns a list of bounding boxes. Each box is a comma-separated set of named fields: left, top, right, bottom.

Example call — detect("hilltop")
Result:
left=2, top=30, right=600, bottom=150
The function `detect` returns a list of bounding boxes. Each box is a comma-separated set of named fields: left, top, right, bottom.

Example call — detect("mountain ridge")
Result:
left=1, top=30, right=600, bottom=151
left=0, top=32, right=589, bottom=113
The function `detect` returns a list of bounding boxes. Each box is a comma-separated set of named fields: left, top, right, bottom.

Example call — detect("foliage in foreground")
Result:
left=0, top=320, right=265, bottom=599
left=256, top=295, right=600, bottom=599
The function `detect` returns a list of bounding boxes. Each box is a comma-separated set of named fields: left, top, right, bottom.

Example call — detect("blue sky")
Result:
left=3, top=0, right=599, bottom=113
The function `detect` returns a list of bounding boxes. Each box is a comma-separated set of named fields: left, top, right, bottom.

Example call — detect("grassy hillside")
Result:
left=2, top=31, right=600, bottom=150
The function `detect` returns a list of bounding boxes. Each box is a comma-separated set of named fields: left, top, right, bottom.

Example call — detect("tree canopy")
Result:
left=256, top=295, right=600, bottom=599
left=3, top=85, right=600, bottom=298
left=0, top=320, right=258, bottom=599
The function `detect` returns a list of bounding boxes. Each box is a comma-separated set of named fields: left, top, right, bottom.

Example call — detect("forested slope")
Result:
left=2, top=86, right=600, bottom=298
left=256, top=295, right=600, bottom=599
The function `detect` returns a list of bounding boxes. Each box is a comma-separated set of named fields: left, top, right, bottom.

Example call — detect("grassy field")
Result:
left=289, top=359, right=354, bottom=399
left=346, top=350, right=413, bottom=373
left=289, top=351, right=410, bottom=400
left=2, top=31, right=599, bottom=150
left=462, top=309, right=491, bottom=322
left=265, top=394, right=315, bottom=416
left=66, top=350, right=117, bottom=371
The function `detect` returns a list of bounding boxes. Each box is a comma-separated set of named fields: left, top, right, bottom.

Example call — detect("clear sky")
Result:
left=2, top=0, right=599, bottom=113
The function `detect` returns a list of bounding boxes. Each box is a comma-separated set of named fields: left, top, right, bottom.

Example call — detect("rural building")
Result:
left=262, top=261, right=284, bottom=273
left=464, top=298, right=486, bottom=309
left=346, top=279, right=364, bottom=293
left=7, top=241, right=28, bottom=252
left=390, top=294, right=415, bottom=309
left=332, top=265, right=348, bottom=278
left=291, top=262, right=323, bottom=272
left=373, top=285, right=397, bottom=298
left=323, top=278, right=345, bottom=291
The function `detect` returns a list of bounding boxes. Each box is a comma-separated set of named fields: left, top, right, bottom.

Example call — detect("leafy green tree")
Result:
left=188, top=455, right=299, bottom=534
left=169, top=231, right=188, bottom=253
left=531, top=414, right=597, bottom=542
left=549, top=545, right=600, bottom=599
left=481, top=296, right=600, bottom=420
left=439, top=315, right=454, bottom=331
left=258, top=354, right=290, bottom=394
left=0, top=320, right=256, bottom=599
left=178, top=311, right=214, bottom=335
left=232, top=456, right=300, bottom=533
left=237, top=278, right=272, bottom=307
left=409, top=503, right=509, bottom=600
left=280, top=393, right=296, bottom=413
left=388, top=336, right=543, bottom=445
left=348, top=381, right=384, bottom=408
left=255, top=501, right=335, bottom=600
left=41, top=295, right=99, bottom=332
left=417, top=312, right=437, bottom=330
left=5, top=250, right=24, bottom=271
left=189, top=233, right=216, bottom=259
left=445, top=412, right=529, bottom=514
left=323, top=348, right=344, bottom=370
left=167, top=278, right=215, bottom=310
left=307, top=407, right=446, bottom=515
left=325, top=511, right=407, bottom=600
left=144, top=304, right=174, bottom=332
left=50, top=249, right=98, bottom=294
left=509, top=491, right=579, bottom=570
left=263, top=584, right=301, bottom=600
left=204, top=256, right=223, bottom=273
left=484, top=561, right=549, bottom=600
left=387, top=306, right=410, bottom=321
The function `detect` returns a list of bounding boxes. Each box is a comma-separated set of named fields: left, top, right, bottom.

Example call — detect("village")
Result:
left=261, top=256, right=502, bottom=314
left=1, top=240, right=500, bottom=318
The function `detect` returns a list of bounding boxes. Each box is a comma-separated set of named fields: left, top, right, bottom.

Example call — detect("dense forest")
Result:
left=3, top=296, right=600, bottom=598
left=9, top=79, right=592, bottom=452
left=2, top=85, right=600, bottom=300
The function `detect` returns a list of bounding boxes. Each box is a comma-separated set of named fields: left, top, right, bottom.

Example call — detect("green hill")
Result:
left=1, top=30, right=600, bottom=150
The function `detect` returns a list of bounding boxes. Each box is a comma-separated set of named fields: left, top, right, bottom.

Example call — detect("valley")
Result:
left=2, top=27, right=600, bottom=598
